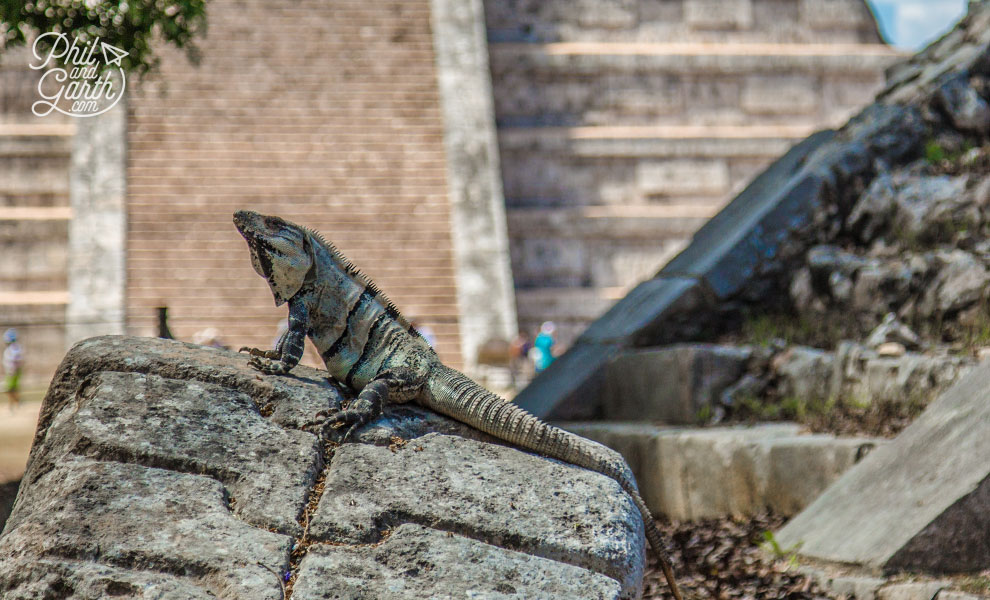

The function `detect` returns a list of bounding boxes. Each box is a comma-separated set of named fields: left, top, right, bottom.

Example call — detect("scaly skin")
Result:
left=233, top=210, right=683, bottom=599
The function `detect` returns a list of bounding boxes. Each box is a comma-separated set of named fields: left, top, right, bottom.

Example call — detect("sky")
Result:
left=866, top=0, right=969, bottom=50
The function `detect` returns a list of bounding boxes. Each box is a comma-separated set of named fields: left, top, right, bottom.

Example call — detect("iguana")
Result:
left=233, top=210, right=683, bottom=600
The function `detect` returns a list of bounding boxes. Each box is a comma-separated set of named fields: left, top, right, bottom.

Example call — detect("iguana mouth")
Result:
left=233, top=209, right=261, bottom=238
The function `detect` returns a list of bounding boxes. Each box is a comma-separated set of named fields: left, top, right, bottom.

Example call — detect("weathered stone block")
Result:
left=765, top=436, right=878, bottom=516
left=661, top=130, right=836, bottom=300
left=562, top=422, right=879, bottom=521
left=776, top=362, right=990, bottom=573
left=602, top=344, right=751, bottom=423
left=0, top=337, right=648, bottom=599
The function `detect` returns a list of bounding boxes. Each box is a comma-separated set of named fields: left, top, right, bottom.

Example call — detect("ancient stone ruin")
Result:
left=0, top=336, right=644, bottom=599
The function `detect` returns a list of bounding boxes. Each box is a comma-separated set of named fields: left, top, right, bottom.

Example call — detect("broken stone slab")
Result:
left=561, top=422, right=882, bottom=521
left=936, top=591, right=989, bottom=600
left=308, top=432, right=645, bottom=598
left=775, top=361, right=990, bottom=573
left=601, top=344, right=752, bottom=424
left=1, top=458, right=291, bottom=599
left=0, top=336, right=649, bottom=599
left=293, top=523, right=623, bottom=600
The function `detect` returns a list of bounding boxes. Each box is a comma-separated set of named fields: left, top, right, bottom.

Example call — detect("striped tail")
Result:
left=424, top=364, right=683, bottom=600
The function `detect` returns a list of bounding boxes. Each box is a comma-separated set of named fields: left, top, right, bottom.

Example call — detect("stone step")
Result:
left=499, top=155, right=761, bottom=207
left=0, top=131, right=74, bottom=158
left=486, top=0, right=887, bottom=45
left=489, top=42, right=904, bottom=75
left=516, top=287, right=624, bottom=322
left=490, top=42, right=897, bottom=127
left=0, top=124, right=73, bottom=195
left=498, top=124, right=813, bottom=157
left=561, top=421, right=884, bottom=521
left=0, top=190, right=69, bottom=208
left=499, top=129, right=800, bottom=206
left=507, top=204, right=715, bottom=238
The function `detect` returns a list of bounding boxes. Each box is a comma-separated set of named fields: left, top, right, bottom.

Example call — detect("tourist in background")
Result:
left=530, top=321, right=556, bottom=373
left=3, top=329, right=23, bottom=412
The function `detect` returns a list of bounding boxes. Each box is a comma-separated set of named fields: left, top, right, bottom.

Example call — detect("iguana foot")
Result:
left=248, top=356, right=291, bottom=375
left=321, top=398, right=380, bottom=441
left=239, top=346, right=280, bottom=359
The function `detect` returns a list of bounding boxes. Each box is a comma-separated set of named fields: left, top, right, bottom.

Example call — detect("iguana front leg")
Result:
left=323, top=368, right=425, bottom=440
left=243, top=298, right=309, bottom=375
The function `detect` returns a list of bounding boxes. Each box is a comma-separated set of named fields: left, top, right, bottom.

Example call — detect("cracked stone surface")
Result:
left=0, top=336, right=646, bottom=599
left=293, top=524, right=623, bottom=600
left=309, top=432, right=645, bottom=597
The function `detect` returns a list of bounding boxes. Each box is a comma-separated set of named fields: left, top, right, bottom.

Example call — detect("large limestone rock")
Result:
left=776, top=361, right=990, bottom=573
left=0, top=336, right=644, bottom=599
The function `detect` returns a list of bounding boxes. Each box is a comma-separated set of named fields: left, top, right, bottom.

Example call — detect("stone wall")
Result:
left=486, top=0, right=904, bottom=344
left=125, top=0, right=464, bottom=367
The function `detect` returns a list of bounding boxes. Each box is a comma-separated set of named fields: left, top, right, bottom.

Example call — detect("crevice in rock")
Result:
left=283, top=440, right=335, bottom=599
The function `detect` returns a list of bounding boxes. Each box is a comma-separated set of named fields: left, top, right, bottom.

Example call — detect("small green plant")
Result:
left=958, top=574, right=990, bottom=595
left=924, top=138, right=977, bottom=166
left=759, top=531, right=802, bottom=568
left=779, top=395, right=807, bottom=421
left=696, top=404, right=714, bottom=424
left=738, top=394, right=781, bottom=420
left=925, top=140, right=947, bottom=164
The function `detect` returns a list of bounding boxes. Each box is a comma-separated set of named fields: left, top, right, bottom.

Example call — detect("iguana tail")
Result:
left=424, top=364, right=683, bottom=600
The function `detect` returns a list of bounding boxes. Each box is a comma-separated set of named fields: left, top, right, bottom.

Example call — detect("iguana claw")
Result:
left=239, top=346, right=280, bottom=359
left=321, top=407, right=374, bottom=442
left=248, top=356, right=290, bottom=375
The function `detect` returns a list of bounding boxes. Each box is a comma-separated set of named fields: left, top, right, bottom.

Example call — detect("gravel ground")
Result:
left=643, top=513, right=834, bottom=600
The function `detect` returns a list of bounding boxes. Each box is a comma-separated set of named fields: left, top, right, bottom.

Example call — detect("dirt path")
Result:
left=0, top=398, right=42, bottom=483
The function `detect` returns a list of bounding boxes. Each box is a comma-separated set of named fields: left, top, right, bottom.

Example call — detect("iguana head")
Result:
left=233, top=210, right=313, bottom=306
